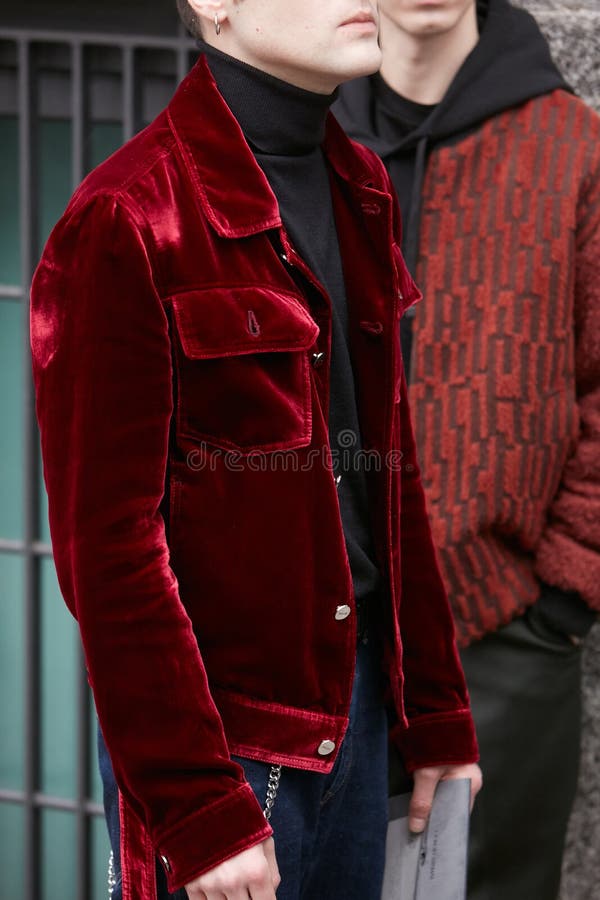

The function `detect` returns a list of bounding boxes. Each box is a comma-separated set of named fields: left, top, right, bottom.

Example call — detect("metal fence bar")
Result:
left=71, top=41, right=84, bottom=185
left=122, top=43, right=135, bottom=141
left=177, top=22, right=190, bottom=86
left=0, top=789, right=104, bottom=816
left=19, top=35, right=41, bottom=900
left=0, top=284, right=22, bottom=298
left=0, top=539, right=52, bottom=554
left=31, top=540, right=52, bottom=555
left=0, top=538, right=27, bottom=552
left=1, top=26, right=195, bottom=51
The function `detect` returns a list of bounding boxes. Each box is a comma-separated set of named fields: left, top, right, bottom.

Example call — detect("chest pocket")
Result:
left=170, top=285, right=319, bottom=454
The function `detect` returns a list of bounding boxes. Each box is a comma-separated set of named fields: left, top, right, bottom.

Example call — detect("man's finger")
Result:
left=262, top=837, right=281, bottom=889
left=439, top=763, right=482, bottom=813
left=468, top=767, right=483, bottom=811
left=247, top=847, right=277, bottom=899
left=248, top=882, right=277, bottom=900
left=409, top=769, right=440, bottom=833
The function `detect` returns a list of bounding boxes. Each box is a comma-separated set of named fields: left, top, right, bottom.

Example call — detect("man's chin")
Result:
left=400, top=13, right=461, bottom=37
left=332, top=46, right=383, bottom=84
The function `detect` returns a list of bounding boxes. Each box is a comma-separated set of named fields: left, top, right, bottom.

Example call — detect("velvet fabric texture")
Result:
left=30, top=56, right=477, bottom=896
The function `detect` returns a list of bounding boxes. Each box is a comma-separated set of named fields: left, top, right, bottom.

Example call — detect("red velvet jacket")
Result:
left=30, top=57, right=477, bottom=896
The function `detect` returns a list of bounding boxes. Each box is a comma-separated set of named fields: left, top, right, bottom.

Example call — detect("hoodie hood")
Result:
left=334, top=0, right=571, bottom=376
left=334, top=0, right=570, bottom=159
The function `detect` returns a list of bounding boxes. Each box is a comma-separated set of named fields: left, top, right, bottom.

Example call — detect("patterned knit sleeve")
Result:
left=535, top=125, right=600, bottom=610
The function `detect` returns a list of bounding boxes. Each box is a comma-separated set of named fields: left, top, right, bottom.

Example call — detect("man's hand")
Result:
left=408, top=763, right=482, bottom=834
left=185, top=837, right=280, bottom=899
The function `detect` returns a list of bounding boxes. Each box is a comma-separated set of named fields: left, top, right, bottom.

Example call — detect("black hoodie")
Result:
left=334, top=0, right=569, bottom=278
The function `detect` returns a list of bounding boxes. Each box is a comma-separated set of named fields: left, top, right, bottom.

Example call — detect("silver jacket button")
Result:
left=160, top=854, right=172, bottom=873
left=318, top=739, right=336, bottom=756
left=335, top=605, right=351, bottom=621
left=311, top=351, right=325, bottom=368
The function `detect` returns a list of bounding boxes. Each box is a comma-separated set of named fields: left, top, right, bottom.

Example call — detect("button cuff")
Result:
left=317, top=739, right=336, bottom=756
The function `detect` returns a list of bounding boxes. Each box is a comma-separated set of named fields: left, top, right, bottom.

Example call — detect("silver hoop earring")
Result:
left=214, top=13, right=221, bottom=36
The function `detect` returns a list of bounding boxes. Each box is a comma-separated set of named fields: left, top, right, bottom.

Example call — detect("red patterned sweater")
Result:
left=409, top=90, right=600, bottom=644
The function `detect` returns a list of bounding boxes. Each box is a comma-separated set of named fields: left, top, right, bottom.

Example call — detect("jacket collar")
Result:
left=167, top=55, right=376, bottom=239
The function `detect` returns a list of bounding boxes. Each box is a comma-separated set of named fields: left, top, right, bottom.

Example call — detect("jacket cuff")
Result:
left=536, top=582, right=598, bottom=639
left=154, top=782, right=272, bottom=892
left=391, top=709, right=479, bottom=775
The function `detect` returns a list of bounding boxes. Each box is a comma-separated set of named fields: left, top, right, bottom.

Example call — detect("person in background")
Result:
left=30, top=2, right=481, bottom=899
left=335, top=0, right=600, bottom=897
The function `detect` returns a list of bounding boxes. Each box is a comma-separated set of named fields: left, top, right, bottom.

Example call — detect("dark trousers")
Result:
left=461, top=605, right=583, bottom=900
left=98, top=637, right=389, bottom=900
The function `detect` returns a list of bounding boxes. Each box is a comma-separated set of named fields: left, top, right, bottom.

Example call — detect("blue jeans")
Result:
left=98, top=638, right=389, bottom=899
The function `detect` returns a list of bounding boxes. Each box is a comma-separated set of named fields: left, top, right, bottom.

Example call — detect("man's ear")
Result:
left=187, top=0, right=228, bottom=32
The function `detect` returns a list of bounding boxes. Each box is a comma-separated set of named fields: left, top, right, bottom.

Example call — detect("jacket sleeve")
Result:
left=392, top=367, right=479, bottom=773
left=30, top=192, right=271, bottom=891
left=534, top=146, right=600, bottom=611
left=371, top=159, right=478, bottom=771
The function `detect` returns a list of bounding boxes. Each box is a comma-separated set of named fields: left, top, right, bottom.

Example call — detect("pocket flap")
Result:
left=171, top=285, right=320, bottom=359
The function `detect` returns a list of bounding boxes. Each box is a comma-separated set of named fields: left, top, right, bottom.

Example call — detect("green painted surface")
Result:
left=40, top=558, right=78, bottom=799
left=89, top=122, right=123, bottom=169
left=91, top=815, right=112, bottom=900
left=0, top=555, right=24, bottom=790
left=40, top=811, right=112, bottom=900
left=0, top=804, right=25, bottom=898
left=0, top=117, right=21, bottom=287
left=0, top=300, right=24, bottom=540
left=41, top=809, right=77, bottom=900
left=37, top=120, right=72, bottom=251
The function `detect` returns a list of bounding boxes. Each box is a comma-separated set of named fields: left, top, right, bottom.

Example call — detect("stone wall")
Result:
left=514, top=4, right=600, bottom=896
left=520, top=0, right=600, bottom=108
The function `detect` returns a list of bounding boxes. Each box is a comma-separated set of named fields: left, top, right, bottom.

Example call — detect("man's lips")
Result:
left=340, top=11, right=377, bottom=27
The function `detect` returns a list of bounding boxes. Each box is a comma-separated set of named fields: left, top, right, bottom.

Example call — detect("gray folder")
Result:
left=381, top=778, right=470, bottom=900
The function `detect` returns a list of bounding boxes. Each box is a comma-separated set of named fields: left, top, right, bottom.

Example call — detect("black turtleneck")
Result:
left=201, top=42, right=382, bottom=622
left=373, top=73, right=438, bottom=145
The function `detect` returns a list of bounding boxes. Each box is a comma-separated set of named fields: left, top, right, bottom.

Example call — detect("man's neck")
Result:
left=199, top=40, right=335, bottom=156
left=378, top=6, right=479, bottom=105
left=202, top=34, right=337, bottom=95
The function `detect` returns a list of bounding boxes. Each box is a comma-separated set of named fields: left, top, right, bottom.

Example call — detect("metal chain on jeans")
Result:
left=105, top=766, right=282, bottom=896
left=107, top=850, right=118, bottom=898
left=263, top=764, right=282, bottom=821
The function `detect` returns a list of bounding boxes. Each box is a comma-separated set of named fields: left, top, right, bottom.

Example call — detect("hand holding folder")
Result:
left=382, top=778, right=471, bottom=900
